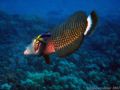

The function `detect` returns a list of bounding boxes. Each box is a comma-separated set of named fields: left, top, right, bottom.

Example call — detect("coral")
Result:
left=21, top=79, right=35, bottom=87
left=21, top=70, right=60, bottom=89
left=21, top=70, right=89, bottom=90
left=1, top=83, right=12, bottom=90
left=57, top=60, right=77, bottom=75
left=59, top=75, right=88, bottom=90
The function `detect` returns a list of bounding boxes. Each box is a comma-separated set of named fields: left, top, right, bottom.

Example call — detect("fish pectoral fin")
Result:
left=43, top=55, right=50, bottom=64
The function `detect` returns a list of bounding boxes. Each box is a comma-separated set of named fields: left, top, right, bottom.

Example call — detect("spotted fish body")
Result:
left=24, top=11, right=98, bottom=64
left=45, top=11, right=97, bottom=57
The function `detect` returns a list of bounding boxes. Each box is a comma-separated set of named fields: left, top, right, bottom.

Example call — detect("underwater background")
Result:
left=0, top=0, right=120, bottom=90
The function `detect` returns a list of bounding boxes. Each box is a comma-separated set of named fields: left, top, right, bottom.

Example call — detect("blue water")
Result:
left=0, top=0, right=119, bottom=17
left=0, top=0, right=120, bottom=90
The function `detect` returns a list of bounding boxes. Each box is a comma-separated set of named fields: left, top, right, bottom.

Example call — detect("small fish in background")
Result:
left=24, top=11, right=98, bottom=64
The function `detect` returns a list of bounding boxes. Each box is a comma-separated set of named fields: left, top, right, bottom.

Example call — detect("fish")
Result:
left=24, top=11, right=98, bottom=64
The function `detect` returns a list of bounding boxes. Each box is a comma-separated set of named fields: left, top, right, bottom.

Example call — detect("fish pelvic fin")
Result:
left=84, top=11, right=98, bottom=36
left=43, top=54, right=50, bottom=64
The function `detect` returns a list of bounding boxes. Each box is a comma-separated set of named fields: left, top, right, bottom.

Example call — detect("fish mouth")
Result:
left=24, top=49, right=30, bottom=55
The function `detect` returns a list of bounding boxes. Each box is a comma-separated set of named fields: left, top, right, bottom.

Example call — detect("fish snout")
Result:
left=24, top=49, right=30, bottom=55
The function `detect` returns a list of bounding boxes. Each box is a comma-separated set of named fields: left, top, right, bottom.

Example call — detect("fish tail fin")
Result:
left=84, top=11, right=98, bottom=36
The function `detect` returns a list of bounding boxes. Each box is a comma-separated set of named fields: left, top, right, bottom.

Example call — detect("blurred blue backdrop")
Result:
left=0, top=0, right=119, bottom=17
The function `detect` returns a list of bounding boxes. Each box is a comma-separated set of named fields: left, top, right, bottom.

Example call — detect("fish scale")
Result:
left=47, top=11, right=87, bottom=57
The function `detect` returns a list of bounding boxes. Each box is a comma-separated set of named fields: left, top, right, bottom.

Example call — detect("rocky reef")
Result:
left=0, top=11, right=120, bottom=90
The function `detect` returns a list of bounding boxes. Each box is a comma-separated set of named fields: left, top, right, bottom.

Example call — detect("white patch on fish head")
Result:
left=24, top=40, right=41, bottom=55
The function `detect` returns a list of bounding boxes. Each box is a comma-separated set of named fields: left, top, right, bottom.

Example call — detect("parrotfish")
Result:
left=24, top=11, right=98, bottom=64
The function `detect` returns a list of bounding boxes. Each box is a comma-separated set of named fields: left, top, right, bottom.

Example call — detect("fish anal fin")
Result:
left=43, top=55, right=50, bottom=64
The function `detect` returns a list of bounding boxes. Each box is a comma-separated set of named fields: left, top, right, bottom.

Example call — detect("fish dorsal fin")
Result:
left=67, top=11, right=87, bottom=23
left=50, top=11, right=87, bottom=35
